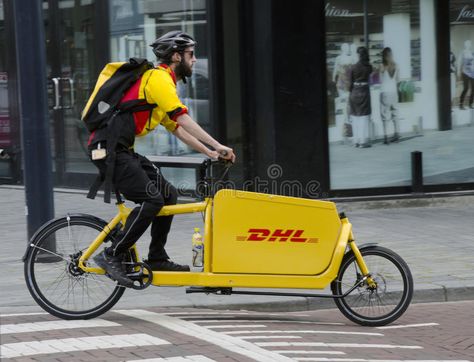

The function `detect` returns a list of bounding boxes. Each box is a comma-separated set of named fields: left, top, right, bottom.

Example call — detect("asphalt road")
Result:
left=1, top=300, right=473, bottom=361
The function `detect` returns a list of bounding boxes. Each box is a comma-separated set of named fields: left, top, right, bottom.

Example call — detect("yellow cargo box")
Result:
left=211, top=190, right=342, bottom=275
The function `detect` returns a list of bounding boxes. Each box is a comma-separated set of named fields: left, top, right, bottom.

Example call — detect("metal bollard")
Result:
left=411, top=151, right=423, bottom=193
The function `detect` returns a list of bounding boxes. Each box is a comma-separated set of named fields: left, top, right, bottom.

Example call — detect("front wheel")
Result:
left=331, top=245, right=413, bottom=326
left=24, top=215, right=130, bottom=320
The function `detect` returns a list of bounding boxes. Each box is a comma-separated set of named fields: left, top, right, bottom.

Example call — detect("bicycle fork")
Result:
left=347, top=228, right=377, bottom=289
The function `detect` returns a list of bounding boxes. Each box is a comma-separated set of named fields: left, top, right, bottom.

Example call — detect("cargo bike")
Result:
left=24, top=159, right=413, bottom=326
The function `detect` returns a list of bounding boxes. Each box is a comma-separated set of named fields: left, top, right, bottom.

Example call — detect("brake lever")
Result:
left=217, top=150, right=234, bottom=167
left=217, top=157, right=233, bottom=167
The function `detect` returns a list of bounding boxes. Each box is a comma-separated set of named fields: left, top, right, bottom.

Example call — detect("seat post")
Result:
left=114, top=189, right=124, bottom=204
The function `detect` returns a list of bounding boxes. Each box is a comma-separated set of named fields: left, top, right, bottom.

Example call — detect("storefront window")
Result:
left=0, top=0, right=14, bottom=179
left=450, top=2, right=474, bottom=121
left=326, top=0, right=474, bottom=190
left=109, top=0, right=210, bottom=158
left=0, top=0, right=8, bottom=159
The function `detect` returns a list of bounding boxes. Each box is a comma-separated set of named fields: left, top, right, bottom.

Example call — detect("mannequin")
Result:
left=332, top=43, right=353, bottom=92
left=458, top=40, right=474, bottom=109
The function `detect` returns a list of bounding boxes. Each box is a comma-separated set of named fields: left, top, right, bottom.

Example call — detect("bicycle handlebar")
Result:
left=199, top=156, right=233, bottom=198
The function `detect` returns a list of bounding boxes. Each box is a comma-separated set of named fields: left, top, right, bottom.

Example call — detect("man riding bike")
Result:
left=91, top=30, right=236, bottom=287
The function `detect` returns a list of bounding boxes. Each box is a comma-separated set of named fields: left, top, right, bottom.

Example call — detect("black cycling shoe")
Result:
left=145, top=259, right=190, bottom=272
left=93, top=250, right=134, bottom=287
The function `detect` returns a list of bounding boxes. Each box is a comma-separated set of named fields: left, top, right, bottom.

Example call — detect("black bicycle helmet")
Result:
left=150, top=30, right=196, bottom=61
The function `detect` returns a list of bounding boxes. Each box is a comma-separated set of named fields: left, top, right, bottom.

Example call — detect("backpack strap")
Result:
left=86, top=173, right=104, bottom=200
left=102, top=110, right=124, bottom=203
left=86, top=109, right=122, bottom=203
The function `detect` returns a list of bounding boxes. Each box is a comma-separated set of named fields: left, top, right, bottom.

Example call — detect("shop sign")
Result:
left=325, top=2, right=352, bottom=17
left=455, top=5, right=474, bottom=22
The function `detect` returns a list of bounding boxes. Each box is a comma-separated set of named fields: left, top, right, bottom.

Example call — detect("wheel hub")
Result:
left=68, top=252, right=85, bottom=276
left=357, top=273, right=387, bottom=300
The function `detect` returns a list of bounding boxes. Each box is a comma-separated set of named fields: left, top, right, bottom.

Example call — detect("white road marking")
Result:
left=265, top=313, right=313, bottom=317
left=293, top=360, right=471, bottom=362
left=0, top=319, right=120, bottom=334
left=278, top=351, right=346, bottom=355
left=190, top=319, right=274, bottom=323
left=0, top=312, right=48, bottom=317
left=0, top=333, right=170, bottom=358
left=115, top=309, right=294, bottom=362
left=164, top=312, right=310, bottom=317
left=294, top=359, right=360, bottom=362
left=164, top=312, right=250, bottom=315
left=255, top=317, right=343, bottom=325
left=239, top=335, right=303, bottom=339
left=254, top=342, right=423, bottom=349
left=205, top=324, right=267, bottom=329
left=376, top=322, right=440, bottom=329
left=189, top=319, right=345, bottom=326
left=128, top=355, right=217, bottom=362
left=223, top=330, right=383, bottom=336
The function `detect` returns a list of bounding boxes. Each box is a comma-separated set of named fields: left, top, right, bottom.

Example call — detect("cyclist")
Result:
left=92, top=30, right=236, bottom=287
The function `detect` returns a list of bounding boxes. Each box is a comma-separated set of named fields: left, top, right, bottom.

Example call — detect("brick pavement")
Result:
left=0, top=186, right=473, bottom=314
left=1, top=301, right=473, bottom=361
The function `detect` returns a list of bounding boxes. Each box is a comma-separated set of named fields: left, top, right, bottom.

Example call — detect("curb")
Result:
left=333, top=194, right=474, bottom=211
left=190, top=286, right=474, bottom=312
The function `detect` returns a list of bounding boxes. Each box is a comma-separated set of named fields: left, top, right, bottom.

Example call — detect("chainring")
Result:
left=126, top=261, right=153, bottom=290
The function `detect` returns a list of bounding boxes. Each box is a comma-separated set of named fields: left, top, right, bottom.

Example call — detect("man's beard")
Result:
left=176, top=60, right=193, bottom=80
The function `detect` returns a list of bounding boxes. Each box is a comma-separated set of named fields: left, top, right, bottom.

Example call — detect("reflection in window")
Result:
left=325, top=0, right=474, bottom=190
left=0, top=0, right=12, bottom=177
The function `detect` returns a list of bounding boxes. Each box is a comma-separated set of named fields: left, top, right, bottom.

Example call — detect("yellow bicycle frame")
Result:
left=78, top=201, right=209, bottom=274
left=78, top=198, right=374, bottom=290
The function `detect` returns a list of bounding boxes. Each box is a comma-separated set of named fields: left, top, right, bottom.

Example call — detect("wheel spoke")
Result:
left=30, top=244, right=70, bottom=263
left=42, top=267, right=68, bottom=295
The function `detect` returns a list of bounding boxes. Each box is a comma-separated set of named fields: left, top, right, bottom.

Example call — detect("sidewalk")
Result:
left=1, top=185, right=473, bottom=314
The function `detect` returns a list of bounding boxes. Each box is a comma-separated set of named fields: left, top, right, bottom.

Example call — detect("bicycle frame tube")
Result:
left=78, top=213, right=123, bottom=273
left=79, top=200, right=209, bottom=273
left=158, top=201, right=208, bottom=216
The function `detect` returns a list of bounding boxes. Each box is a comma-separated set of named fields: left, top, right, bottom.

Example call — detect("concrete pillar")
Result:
left=420, top=0, right=439, bottom=130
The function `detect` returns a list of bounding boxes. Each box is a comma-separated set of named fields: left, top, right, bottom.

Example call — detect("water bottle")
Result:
left=192, top=227, right=204, bottom=267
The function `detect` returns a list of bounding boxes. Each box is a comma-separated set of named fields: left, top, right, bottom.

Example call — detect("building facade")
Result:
left=1, top=0, right=473, bottom=198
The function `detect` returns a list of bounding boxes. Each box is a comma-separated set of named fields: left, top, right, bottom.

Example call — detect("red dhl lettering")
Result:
left=236, top=228, right=319, bottom=243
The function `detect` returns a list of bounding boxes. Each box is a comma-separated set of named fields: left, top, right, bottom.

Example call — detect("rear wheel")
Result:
left=24, top=215, right=130, bottom=320
left=331, top=245, right=413, bottom=326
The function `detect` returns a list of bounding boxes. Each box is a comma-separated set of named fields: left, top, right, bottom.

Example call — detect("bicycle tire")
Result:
left=24, top=215, right=127, bottom=320
left=331, top=245, right=413, bottom=326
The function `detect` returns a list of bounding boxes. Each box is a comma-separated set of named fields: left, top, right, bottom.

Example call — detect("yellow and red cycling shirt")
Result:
left=120, top=63, right=187, bottom=137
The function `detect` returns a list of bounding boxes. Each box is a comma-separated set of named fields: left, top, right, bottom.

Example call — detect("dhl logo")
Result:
left=236, top=229, right=319, bottom=243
